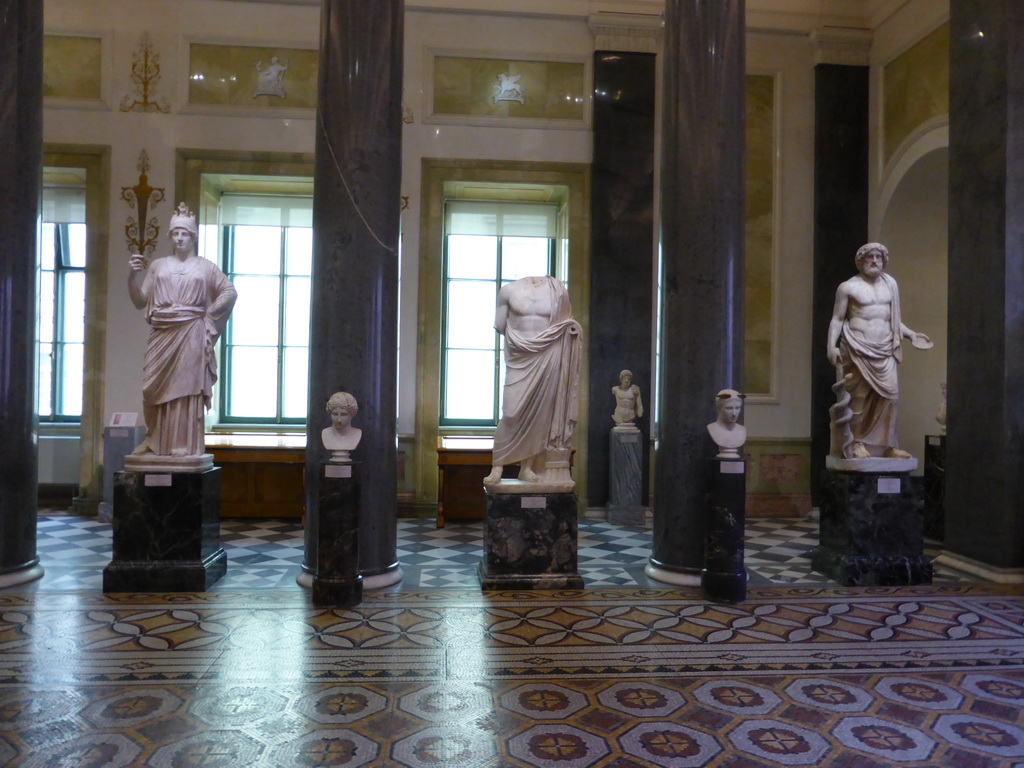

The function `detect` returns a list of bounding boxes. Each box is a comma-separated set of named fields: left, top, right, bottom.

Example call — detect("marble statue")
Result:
left=483, top=276, right=582, bottom=488
left=612, top=370, right=644, bottom=426
left=936, top=381, right=947, bottom=435
left=707, top=389, right=746, bottom=459
left=322, top=391, right=362, bottom=463
left=253, top=56, right=289, bottom=98
left=127, top=203, right=236, bottom=459
left=826, top=243, right=932, bottom=463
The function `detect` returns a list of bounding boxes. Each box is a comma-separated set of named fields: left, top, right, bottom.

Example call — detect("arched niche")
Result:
left=877, top=144, right=948, bottom=464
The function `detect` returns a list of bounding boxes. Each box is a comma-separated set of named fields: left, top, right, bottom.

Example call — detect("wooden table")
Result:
left=436, top=437, right=512, bottom=527
left=207, top=434, right=306, bottom=519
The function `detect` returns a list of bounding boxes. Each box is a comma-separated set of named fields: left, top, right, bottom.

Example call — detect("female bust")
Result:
left=706, top=388, right=746, bottom=459
left=322, top=391, right=362, bottom=462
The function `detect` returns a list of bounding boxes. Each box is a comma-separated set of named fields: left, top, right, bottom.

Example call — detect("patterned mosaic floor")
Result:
left=29, top=514, right=971, bottom=592
left=1, top=584, right=1024, bottom=767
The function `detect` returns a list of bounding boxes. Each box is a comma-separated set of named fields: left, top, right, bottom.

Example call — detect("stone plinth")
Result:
left=811, top=469, right=932, bottom=586
left=923, top=435, right=945, bottom=541
left=480, top=484, right=583, bottom=590
left=607, top=425, right=646, bottom=525
left=701, top=458, right=746, bottom=603
left=313, top=463, right=362, bottom=607
left=103, top=468, right=226, bottom=592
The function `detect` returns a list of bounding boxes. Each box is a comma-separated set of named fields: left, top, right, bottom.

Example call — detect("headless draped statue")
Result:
left=483, top=276, right=582, bottom=488
left=128, top=203, right=236, bottom=458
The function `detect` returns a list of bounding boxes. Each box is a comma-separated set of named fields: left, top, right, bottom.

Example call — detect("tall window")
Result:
left=219, top=195, right=312, bottom=424
left=39, top=187, right=87, bottom=422
left=441, top=200, right=556, bottom=427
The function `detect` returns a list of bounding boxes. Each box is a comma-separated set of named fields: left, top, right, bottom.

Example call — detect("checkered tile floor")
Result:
left=28, top=513, right=972, bottom=591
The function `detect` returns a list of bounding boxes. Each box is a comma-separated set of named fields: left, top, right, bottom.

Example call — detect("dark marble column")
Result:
left=303, top=0, right=403, bottom=588
left=0, top=1, right=43, bottom=588
left=587, top=51, right=655, bottom=509
left=649, top=0, right=745, bottom=584
left=944, top=2, right=1024, bottom=575
left=810, top=64, right=869, bottom=505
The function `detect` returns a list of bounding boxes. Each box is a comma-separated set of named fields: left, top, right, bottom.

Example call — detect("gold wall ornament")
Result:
left=120, top=32, right=170, bottom=113
left=121, top=151, right=166, bottom=256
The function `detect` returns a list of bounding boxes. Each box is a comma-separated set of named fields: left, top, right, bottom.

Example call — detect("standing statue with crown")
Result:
left=127, top=202, right=237, bottom=461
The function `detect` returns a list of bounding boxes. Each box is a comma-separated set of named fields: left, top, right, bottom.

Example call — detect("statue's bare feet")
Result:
left=518, top=467, right=540, bottom=483
left=483, top=466, right=503, bottom=485
left=883, top=447, right=911, bottom=459
left=852, top=442, right=871, bottom=459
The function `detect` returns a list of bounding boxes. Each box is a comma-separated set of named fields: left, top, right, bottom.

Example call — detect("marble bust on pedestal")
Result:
left=611, top=370, right=643, bottom=427
left=707, top=389, right=746, bottom=459
left=322, top=392, right=362, bottom=463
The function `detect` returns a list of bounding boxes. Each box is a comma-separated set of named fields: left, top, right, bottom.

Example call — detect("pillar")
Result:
left=940, top=1, right=1024, bottom=580
left=648, top=0, right=745, bottom=585
left=809, top=30, right=871, bottom=505
left=303, top=0, right=403, bottom=588
left=586, top=14, right=659, bottom=512
left=0, top=1, right=43, bottom=588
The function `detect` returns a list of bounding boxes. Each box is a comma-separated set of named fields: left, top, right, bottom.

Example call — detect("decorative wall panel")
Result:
left=188, top=44, right=318, bottom=109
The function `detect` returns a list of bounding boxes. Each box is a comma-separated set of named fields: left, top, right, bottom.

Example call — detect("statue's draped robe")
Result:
left=493, top=277, right=582, bottom=467
left=136, top=256, right=236, bottom=456
left=838, top=271, right=902, bottom=456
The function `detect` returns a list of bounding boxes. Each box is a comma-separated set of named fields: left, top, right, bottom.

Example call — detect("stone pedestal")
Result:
left=103, top=468, right=226, bottom=592
left=607, top=425, right=645, bottom=525
left=701, top=458, right=746, bottom=603
left=480, top=484, right=583, bottom=590
left=924, top=435, right=945, bottom=541
left=313, top=463, right=362, bottom=606
left=811, top=469, right=932, bottom=586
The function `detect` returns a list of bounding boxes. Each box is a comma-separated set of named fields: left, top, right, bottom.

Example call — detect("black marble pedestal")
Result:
left=103, top=468, right=226, bottom=592
left=811, top=470, right=932, bottom=586
left=701, top=458, right=746, bottom=603
left=313, top=463, right=362, bottom=606
left=480, top=486, right=584, bottom=590
left=923, top=435, right=945, bottom=541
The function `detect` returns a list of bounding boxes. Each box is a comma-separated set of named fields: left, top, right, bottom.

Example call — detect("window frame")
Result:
left=439, top=213, right=556, bottom=429
left=38, top=220, right=87, bottom=423
left=218, top=221, right=312, bottom=426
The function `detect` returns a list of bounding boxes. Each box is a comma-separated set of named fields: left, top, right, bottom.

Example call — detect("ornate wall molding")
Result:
left=120, top=150, right=166, bottom=255
left=811, top=27, right=873, bottom=67
left=588, top=12, right=662, bottom=53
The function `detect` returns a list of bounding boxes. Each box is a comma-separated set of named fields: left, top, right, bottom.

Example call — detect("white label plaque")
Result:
left=877, top=477, right=901, bottom=494
left=145, top=474, right=173, bottom=487
left=110, top=428, right=131, bottom=438
left=720, top=462, right=745, bottom=474
left=325, top=464, right=352, bottom=479
left=928, top=436, right=941, bottom=446
left=621, top=433, right=639, bottom=443
left=521, top=497, right=546, bottom=509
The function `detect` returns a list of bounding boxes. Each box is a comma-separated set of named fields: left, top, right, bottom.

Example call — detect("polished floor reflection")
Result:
left=0, top=515, right=1014, bottom=767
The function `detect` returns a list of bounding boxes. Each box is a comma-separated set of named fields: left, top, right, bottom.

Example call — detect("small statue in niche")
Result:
left=322, top=392, right=362, bottom=463
left=611, top=369, right=644, bottom=426
left=936, top=381, right=947, bottom=435
left=707, top=389, right=746, bottom=459
left=826, top=242, right=932, bottom=461
left=253, top=56, right=289, bottom=98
